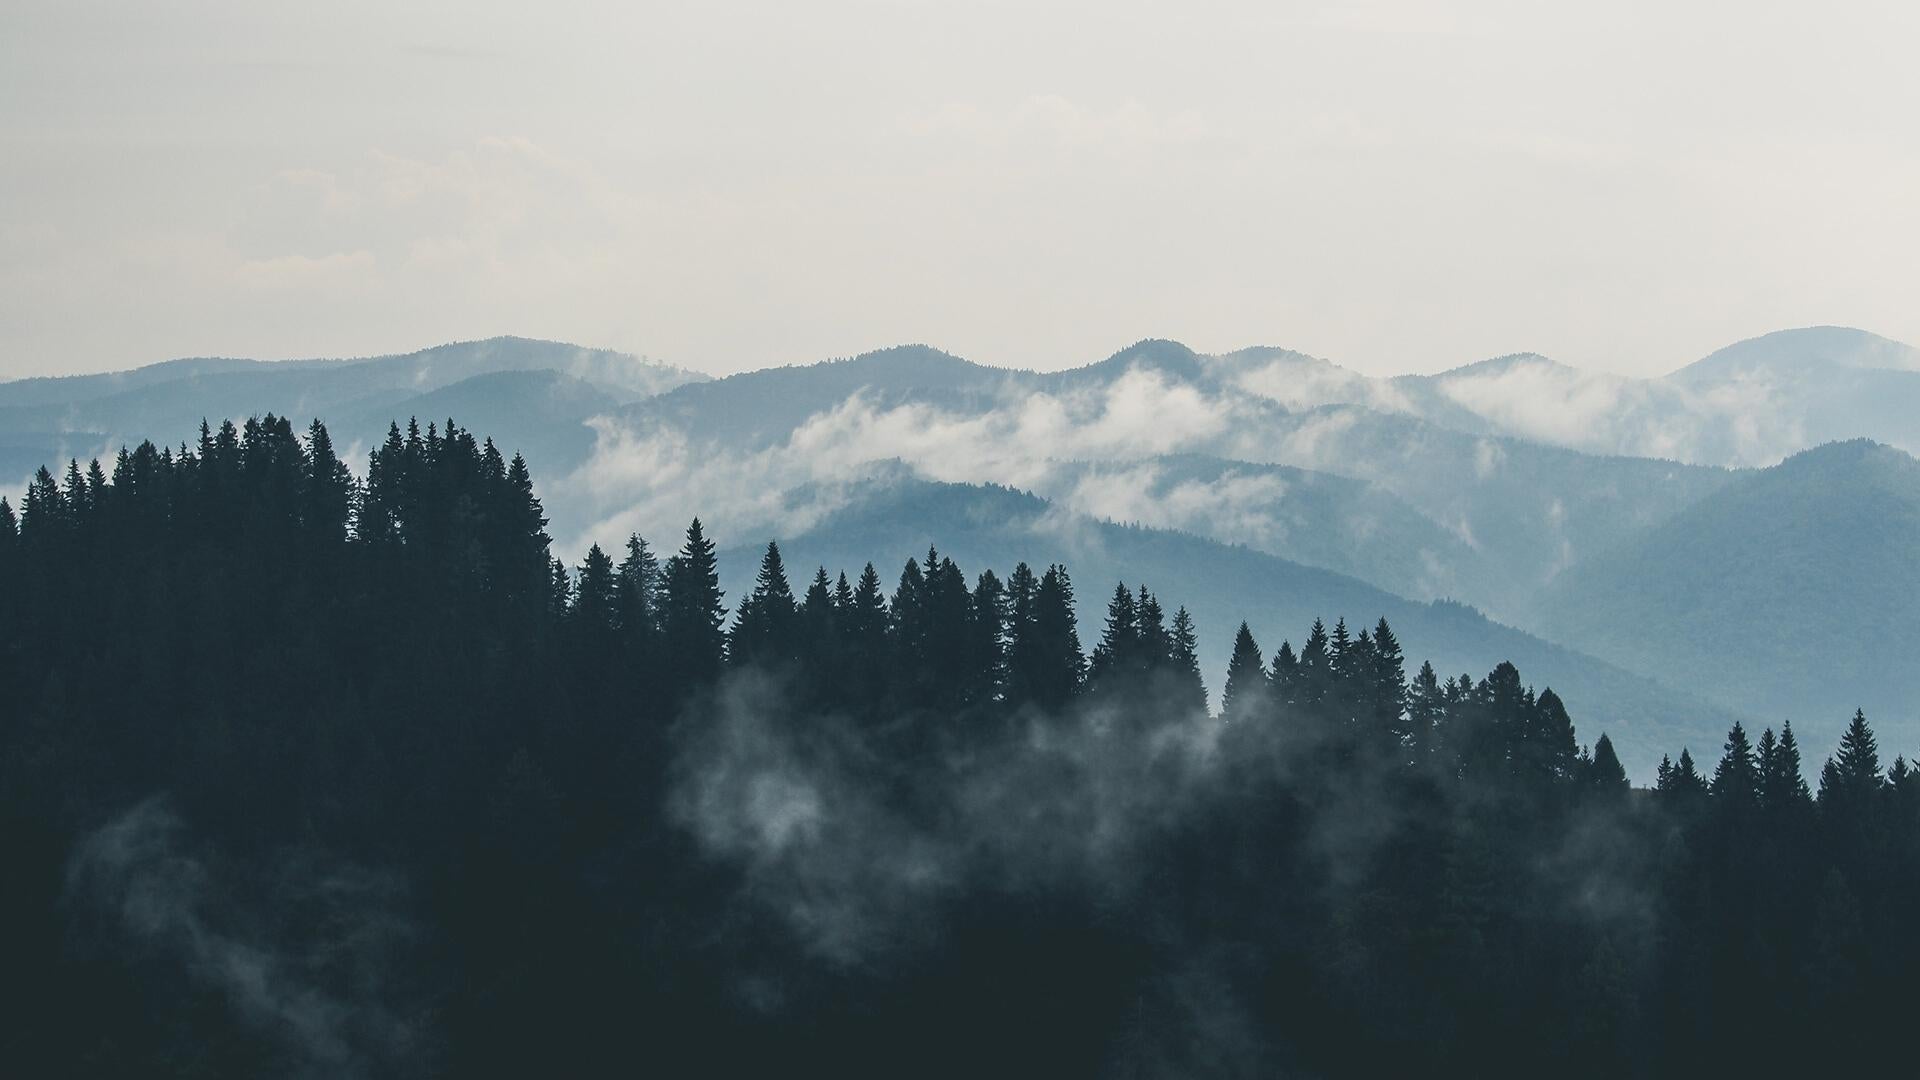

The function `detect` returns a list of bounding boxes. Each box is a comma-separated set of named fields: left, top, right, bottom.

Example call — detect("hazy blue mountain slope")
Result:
left=0, top=337, right=701, bottom=497
left=1671, top=325, right=1920, bottom=381
left=1038, top=338, right=1218, bottom=392
left=1211, top=344, right=1494, bottom=435
left=333, top=336, right=704, bottom=403
left=721, top=477, right=1742, bottom=779
left=0, top=336, right=701, bottom=411
left=620, top=345, right=1015, bottom=450
left=1027, top=454, right=1488, bottom=603
left=1, top=432, right=112, bottom=488
left=0, top=336, right=700, bottom=455
left=1540, top=439, right=1920, bottom=751
left=588, top=344, right=1736, bottom=620
left=0, top=356, right=332, bottom=409
left=1228, top=405, right=1736, bottom=617
left=338, top=370, right=621, bottom=474
left=0, top=367, right=413, bottom=447
left=1217, top=326, right=1920, bottom=467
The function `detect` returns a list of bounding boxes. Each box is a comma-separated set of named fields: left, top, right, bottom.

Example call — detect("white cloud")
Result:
left=555, top=367, right=1249, bottom=553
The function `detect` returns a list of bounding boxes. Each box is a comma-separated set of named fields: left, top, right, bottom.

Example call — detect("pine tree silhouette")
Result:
left=1222, top=622, right=1266, bottom=722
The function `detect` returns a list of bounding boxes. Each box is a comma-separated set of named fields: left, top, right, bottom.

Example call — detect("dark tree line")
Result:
left=2, top=416, right=1917, bottom=1077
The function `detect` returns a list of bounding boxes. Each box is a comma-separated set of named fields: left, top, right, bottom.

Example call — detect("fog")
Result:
left=5, top=1, right=1918, bottom=379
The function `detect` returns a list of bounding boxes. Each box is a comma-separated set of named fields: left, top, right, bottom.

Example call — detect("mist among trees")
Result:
left=3, top=416, right=1917, bottom=1076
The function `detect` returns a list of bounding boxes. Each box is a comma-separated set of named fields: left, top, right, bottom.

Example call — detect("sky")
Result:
left=2, top=0, right=1917, bottom=380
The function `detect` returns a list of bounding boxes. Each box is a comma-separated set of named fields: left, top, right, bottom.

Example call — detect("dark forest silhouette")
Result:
left=3, top=415, right=1918, bottom=1077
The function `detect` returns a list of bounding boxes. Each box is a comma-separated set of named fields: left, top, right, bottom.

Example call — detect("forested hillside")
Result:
left=3, top=416, right=1918, bottom=1077
left=1542, top=439, right=1920, bottom=724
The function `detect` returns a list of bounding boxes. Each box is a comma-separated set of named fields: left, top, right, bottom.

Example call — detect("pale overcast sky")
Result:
left=3, top=0, right=1917, bottom=378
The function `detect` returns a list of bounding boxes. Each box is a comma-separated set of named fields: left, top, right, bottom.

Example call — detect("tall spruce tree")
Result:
left=1088, top=582, right=1140, bottom=689
left=1269, top=641, right=1299, bottom=718
left=1221, top=622, right=1267, bottom=722
left=1588, top=733, right=1629, bottom=793
left=359, top=422, right=406, bottom=545
left=1406, top=660, right=1443, bottom=757
left=1297, top=618, right=1331, bottom=709
left=1825, top=709, right=1883, bottom=803
left=1135, top=586, right=1170, bottom=673
left=1370, top=617, right=1408, bottom=742
left=1711, top=722, right=1760, bottom=806
left=501, top=453, right=552, bottom=611
left=1759, top=722, right=1812, bottom=810
left=302, top=419, right=354, bottom=544
left=731, top=541, right=799, bottom=667
left=968, top=569, right=1008, bottom=706
left=662, top=518, right=727, bottom=686
left=843, top=563, right=890, bottom=659
left=1168, top=607, right=1207, bottom=716
left=1528, top=688, right=1580, bottom=783
left=890, top=557, right=929, bottom=670
left=1664, top=748, right=1709, bottom=801
left=1023, top=565, right=1084, bottom=711
left=836, top=562, right=891, bottom=711
left=572, top=544, right=618, bottom=632
left=614, top=534, right=661, bottom=637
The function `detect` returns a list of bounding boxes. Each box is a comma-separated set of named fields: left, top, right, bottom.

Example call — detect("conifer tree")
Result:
left=1268, top=641, right=1299, bottom=717
left=1222, top=622, right=1267, bottom=722
left=1760, top=721, right=1813, bottom=810
left=84, top=459, right=108, bottom=513
left=1370, top=617, right=1408, bottom=740
left=1529, top=688, right=1580, bottom=782
left=1756, top=727, right=1781, bottom=799
left=62, top=459, right=89, bottom=520
left=1168, top=607, right=1207, bottom=716
left=801, top=566, right=836, bottom=634
left=1328, top=617, right=1351, bottom=662
left=843, top=563, right=889, bottom=657
left=1588, top=733, right=1629, bottom=793
left=1022, top=564, right=1084, bottom=711
left=731, top=541, right=799, bottom=667
left=572, top=544, right=618, bottom=631
left=548, top=557, right=572, bottom=620
left=614, top=534, right=661, bottom=636
left=359, top=422, right=406, bottom=545
left=1297, top=618, right=1331, bottom=709
left=302, top=419, right=354, bottom=544
left=661, top=518, right=727, bottom=685
left=1135, top=586, right=1170, bottom=672
left=968, top=569, right=1008, bottom=706
left=1711, top=722, right=1759, bottom=806
left=1826, top=709, right=1882, bottom=803
left=501, top=453, right=552, bottom=610
left=21, top=466, right=65, bottom=543
left=837, top=562, right=891, bottom=710
left=890, top=556, right=929, bottom=670
left=1657, top=749, right=1709, bottom=805
left=1670, top=748, right=1708, bottom=798
left=919, top=552, right=977, bottom=707
left=1406, top=660, right=1443, bottom=756
left=1088, top=582, right=1139, bottom=689
left=795, top=566, right=842, bottom=703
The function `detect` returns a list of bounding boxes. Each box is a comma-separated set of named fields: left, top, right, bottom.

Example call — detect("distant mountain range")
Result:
left=0, top=336, right=705, bottom=485
left=1540, top=439, right=1920, bottom=727
left=7, top=326, right=1919, bottom=777
left=1216, top=326, right=1920, bottom=468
